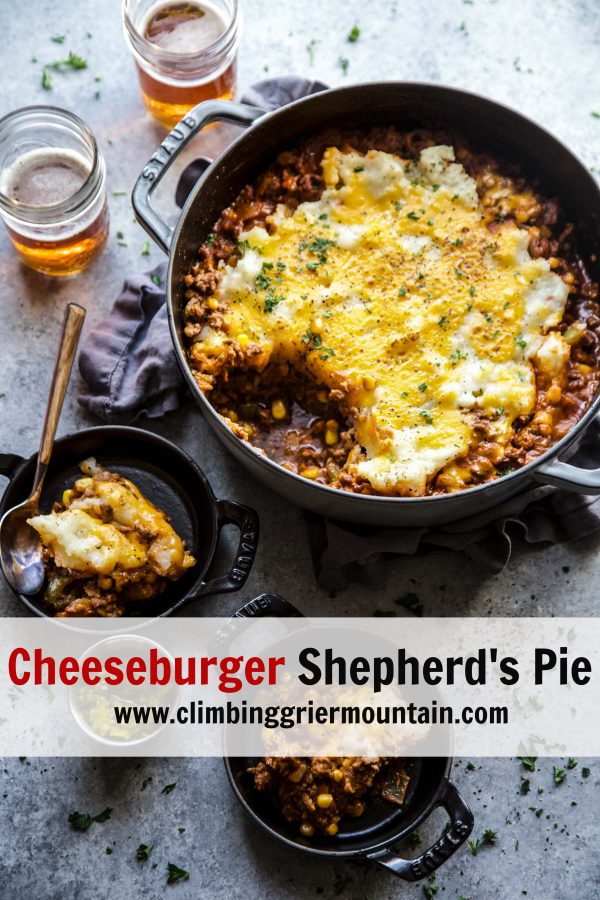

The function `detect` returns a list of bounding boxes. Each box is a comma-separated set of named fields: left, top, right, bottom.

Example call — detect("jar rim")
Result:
left=122, top=0, right=240, bottom=72
left=0, top=105, right=103, bottom=222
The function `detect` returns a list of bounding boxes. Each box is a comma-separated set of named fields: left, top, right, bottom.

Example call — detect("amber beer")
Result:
left=0, top=108, right=108, bottom=276
left=123, top=0, right=240, bottom=129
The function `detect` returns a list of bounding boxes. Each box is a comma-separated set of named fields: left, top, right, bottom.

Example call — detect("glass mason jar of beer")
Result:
left=123, top=0, right=241, bottom=129
left=0, top=107, right=108, bottom=276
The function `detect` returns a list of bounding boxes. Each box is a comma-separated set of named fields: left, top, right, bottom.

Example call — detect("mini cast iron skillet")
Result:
left=0, top=426, right=258, bottom=617
left=223, top=593, right=474, bottom=883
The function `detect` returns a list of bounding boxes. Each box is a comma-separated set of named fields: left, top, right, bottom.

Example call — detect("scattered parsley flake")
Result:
left=520, top=756, right=537, bottom=772
left=206, top=232, right=216, bottom=245
left=141, top=776, right=152, bottom=790
left=353, top=165, right=365, bottom=173
left=582, top=767, right=590, bottom=778
left=106, top=847, right=113, bottom=854
left=137, top=843, right=154, bottom=861
left=141, top=240, right=150, bottom=256
left=516, top=332, right=527, bottom=349
left=520, top=778, right=531, bottom=795
left=41, top=68, right=52, bottom=90
left=567, top=758, right=577, bottom=769
left=51, top=34, right=66, bottom=43
left=406, top=211, right=420, bottom=221
left=496, top=407, right=505, bottom=416
left=420, top=409, right=433, bottom=424
left=162, top=783, right=177, bottom=795
left=431, top=183, right=440, bottom=191
left=418, top=382, right=428, bottom=392
left=150, top=273, right=161, bottom=286
left=553, top=766, right=566, bottom=785
left=167, top=863, right=190, bottom=885
left=306, top=38, right=319, bottom=65
left=398, top=286, right=407, bottom=297
left=347, top=24, right=360, bottom=42
left=69, top=807, right=112, bottom=831
left=339, top=57, right=349, bottom=75
left=592, top=112, right=600, bottom=119
left=455, top=267, right=463, bottom=279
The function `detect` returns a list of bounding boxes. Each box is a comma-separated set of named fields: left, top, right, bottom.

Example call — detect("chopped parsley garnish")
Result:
left=206, top=232, right=216, bottom=245
left=496, top=407, right=505, bottom=416
left=141, top=240, right=150, bottom=256
left=449, top=349, right=467, bottom=364
left=162, top=783, right=177, bottom=794
left=264, top=294, right=284, bottom=312
left=431, top=183, right=440, bottom=191
left=106, top=847, right=113, bottom=854
left=255, top=271, right=271, bottom=290
left=582, top=767, right=591, bottom=778
left=111, top=190, right=127, bottom=196
left=137, top=843, right=154, bottom=861
left=567, top=758, right=578, bottom=769
left=167, top=863, right=190, bottom=885
left=468, top=829, right=497, bottom=856
left=394, top=200, right=403, bottom=210
left=406, top=211, right=420, bottom=221
left=42, top=50, right=88, bottom=88
left=516, top=332, right=527, bottom=349
left=418, top=382, right=428, bottom=392
left=41, top=68, right=53, bottom=90
left=438, top=316, right=447, bottom=327
left=353, top=165, right=365, bottom=172
left=455, top=267, right=463, bottom=279
left=553, top=766, right=566, bottom=785
left=306, top=38, right=319, bottom=65
left=51, top=34, right=66, bottom=43
left=398, top=286, right=406, bottom=297
left=400, top=391, right=408, bottom=399
left=483, top=312, right=493, bottom=323
left=141, top=776, right=152, bottom=790
left=347, top=24, right=360, bottom=42
left=338, top=57, right=349, bottom=75
left=470, top=285, right=476, bottom=297
left=520, top=778, right=531, bottom=795
left=452, top=193, right=460, bottom=201
left=454, top=238, right=463, bottom=246
left=420, top=409, right=433, bottom=424
left=591, top=112, right=600, bottom=119
left=519, top=756, right=537, bottom=772
left=68, top=807, right=112, bottom=831
left=237, top=239, right=251, bottom=256
left=150, top=273, right=161, bottom=286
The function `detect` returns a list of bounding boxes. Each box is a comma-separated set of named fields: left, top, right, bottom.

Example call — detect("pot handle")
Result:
left=533, top=456, right=600, bottom=493
left=0, top=454, right=24, bottom=481
left=210, top=592, right=304, bottom=651
left=197, top=498, right=259, bottom=596
left=132, top=100, right=266, bottom=253
left=365, top=778, right=473, bottom=882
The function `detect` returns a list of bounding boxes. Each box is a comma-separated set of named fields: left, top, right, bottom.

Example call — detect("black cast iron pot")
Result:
left=0, top=426, right=258, bottom=617
left=133, top=82, right=600, bottom=526
left=221, top=593, right=474, bottom=882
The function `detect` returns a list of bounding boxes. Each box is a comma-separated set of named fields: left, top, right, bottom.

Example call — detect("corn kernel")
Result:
left=515, top=209, right=530, bottom=223
left=208, top=297, right=219, bottom=310
left=237, top=333, right=250, bottom=347
left=311, top=318, right=323, bottom=333
left=578, top=363, right=592, bottom=374
left=317, top=389, right=328, bottom=404
left=325, top=429, right=338, bottom=446
left=245, top=424, right=254, bottom=438
left=271, top=399, right=287, bottom=420
left=332, top=769, right=343, bottom=782
left=563, top=272, right=575, bottom=285
left=317, top=793, right=333, bottom=809
left=62, top=489, right=73, bottom=506
left=362, top=375, right=376, bottom=391
left=299, top=823, right=315, bottom=837
left=98, top=576, right=113, bottom=591
left=227, top=410, right=239, bottom=423
left=301, top=466, right=321, bottom=480
left=326, top=823, right=338, bottom=836
left=351, top=802, right=365, bottom=817
left=549, top=257, right=559, bottom=269
left=546, top=384, right=562, bottom=405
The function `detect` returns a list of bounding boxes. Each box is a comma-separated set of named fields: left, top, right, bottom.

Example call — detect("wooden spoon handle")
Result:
left=32, top=303, right=86, bottom=494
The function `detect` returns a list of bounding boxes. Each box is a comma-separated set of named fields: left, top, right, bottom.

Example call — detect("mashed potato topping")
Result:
left=195, top=145, right=571, bottom=496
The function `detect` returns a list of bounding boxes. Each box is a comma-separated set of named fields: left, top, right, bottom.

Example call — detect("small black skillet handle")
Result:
left=211, top=592, right=304, bottom=649
left=0, top=454, right=25, bottom=482
left=199, top=499, right=259, bottom=596
left=365, top=779, right=473, bottom=882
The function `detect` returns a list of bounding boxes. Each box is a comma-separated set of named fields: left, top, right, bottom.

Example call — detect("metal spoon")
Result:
left=0, top=302, right=86, bottom=595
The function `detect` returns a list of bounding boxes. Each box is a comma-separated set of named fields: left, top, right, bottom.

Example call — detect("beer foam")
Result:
left=0, top=148, right=90, bottom=207
left=143, top=0, right=227, bottom=53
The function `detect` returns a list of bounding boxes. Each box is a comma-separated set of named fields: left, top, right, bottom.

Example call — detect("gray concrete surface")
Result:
left=1, top=0, right=599, bottom=897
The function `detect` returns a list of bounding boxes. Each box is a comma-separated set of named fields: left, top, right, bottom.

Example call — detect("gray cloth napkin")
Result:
left=77, top=76, right=600, bottom=583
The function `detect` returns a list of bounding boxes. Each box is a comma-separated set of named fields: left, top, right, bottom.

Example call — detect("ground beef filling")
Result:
left=248, top=755, right=410, bottom=837
left=183, top=127, right=600, bottom=495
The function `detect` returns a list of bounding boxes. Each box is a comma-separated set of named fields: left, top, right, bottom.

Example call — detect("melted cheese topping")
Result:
left=202, top=145, right=570, bottom=495
left=29, top=467, right=196, bottom=578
